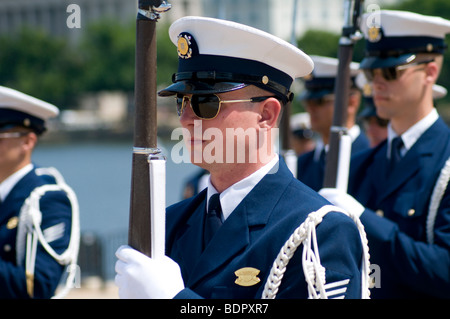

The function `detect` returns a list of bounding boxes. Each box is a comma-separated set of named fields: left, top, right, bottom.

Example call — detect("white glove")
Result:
left=115, top=245, right=184, bottom=299
left=318, top=188, right=365, bottom=218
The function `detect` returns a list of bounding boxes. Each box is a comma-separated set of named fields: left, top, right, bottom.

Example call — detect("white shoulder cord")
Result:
left=261, top=205, right=371, bottom=299
left=427, top=156, right=450, bottom=244
left=16, top=167, right=80, bottom=299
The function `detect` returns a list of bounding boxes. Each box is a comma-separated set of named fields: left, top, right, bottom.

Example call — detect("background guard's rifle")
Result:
left=128, top=1, right=171, bottom=258
left=323, top=0, right=364, bottom=190
left=280, top=0, right=300, bottom=177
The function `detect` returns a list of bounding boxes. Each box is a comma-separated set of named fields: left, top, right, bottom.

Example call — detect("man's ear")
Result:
left=424, top=61, right=439, bottom=84
left=22, top=132, right=38, bottom=152
left=259, top=98, right=281, bottom=129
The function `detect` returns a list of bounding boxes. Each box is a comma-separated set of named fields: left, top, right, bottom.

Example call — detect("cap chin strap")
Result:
left=16, top=167, right=80, bottom=299
left=262, top=205, right=371, bottom=299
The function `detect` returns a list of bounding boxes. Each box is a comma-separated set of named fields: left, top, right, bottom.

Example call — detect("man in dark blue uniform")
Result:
left=320, top=10, right=450, bottom=298
left=297, top=56, right=370, bottom=191
left=0, top=86, right=79, bottom=298
left=115, top=16, right=370, bottom=299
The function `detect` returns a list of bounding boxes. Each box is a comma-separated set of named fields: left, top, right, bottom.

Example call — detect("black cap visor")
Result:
left=158, top=80, right=247, bottom=97
left=360, top=53, right=416, bottom=69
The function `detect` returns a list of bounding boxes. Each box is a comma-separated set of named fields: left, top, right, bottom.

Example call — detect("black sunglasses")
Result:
left=363, top=59, right=434, bottom=82
left=175, top=94, right=276, bottom=120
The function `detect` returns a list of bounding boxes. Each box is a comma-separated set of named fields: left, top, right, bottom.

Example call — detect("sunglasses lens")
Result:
left=176, top=96, right=184, bottom=116
left=382, top=67, right=398, bottom=81
left=364, top=67, right=399, bottom=82
left=191, top=95, right=220, bottom=119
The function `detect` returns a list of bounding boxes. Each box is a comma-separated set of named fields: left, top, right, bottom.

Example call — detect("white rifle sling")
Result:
left=261, top=205, right=371, bottom=299
left=427, top=156, right=450, bottom=244
left=16, top=167, right=80, bottom=299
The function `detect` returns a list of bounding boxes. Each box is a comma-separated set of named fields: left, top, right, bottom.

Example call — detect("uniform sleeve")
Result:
left=360, top=187, right=450, bottom=298
left=0, top=190, right=73, bottom=299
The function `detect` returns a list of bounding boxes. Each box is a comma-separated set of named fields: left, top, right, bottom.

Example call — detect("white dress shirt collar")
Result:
left=387, top=108, right=439, bottom=158
left=206, top=155, right=279, bottom=221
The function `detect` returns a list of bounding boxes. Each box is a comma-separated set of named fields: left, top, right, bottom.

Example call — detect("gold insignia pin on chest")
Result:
left=6, top=217, right=19, bottom=229
left=234, top=267, right=261, bottom=287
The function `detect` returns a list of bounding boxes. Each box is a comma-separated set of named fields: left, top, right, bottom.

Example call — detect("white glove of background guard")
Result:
left=115, top=245, right=184, bottom=299
left=319, top=188, right=365, bottom=218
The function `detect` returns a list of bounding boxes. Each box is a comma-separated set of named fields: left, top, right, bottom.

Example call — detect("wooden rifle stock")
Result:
left=128, top=1, right=168, bottom=257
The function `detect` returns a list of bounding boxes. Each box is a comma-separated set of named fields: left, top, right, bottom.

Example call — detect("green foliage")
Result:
left=297, top=30, right=340, bottom=58
left=0, top=28, right=84, bottom=108
left=79, top=20, right=136, bottom=93
left=0, top=19, right=177, bottom=110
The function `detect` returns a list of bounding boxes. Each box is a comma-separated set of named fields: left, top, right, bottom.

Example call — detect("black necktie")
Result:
left=204, top=193, right=223, bottom=247
left=389, top=136, right=404, bottom=172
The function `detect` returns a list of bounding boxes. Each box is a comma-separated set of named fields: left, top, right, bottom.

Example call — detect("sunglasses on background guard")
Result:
left=363, top=59, right=435, bottom=82
left=176, top=94, right=276, bottom=120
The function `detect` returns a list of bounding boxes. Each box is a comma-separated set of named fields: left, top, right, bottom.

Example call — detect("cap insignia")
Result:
left=177, top=33, right=197, bottom=59
left=363, top=83, right=372, bottom=97
left=368, top=26, right=382, bottom=43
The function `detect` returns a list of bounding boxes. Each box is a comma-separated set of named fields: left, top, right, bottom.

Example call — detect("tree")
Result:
left=0, top=28, right=83, bottom=109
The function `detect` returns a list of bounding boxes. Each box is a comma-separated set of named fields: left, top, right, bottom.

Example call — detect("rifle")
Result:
left=323, top=0, right=364, bottom=190
left=128, top=0, right=171, bottom=258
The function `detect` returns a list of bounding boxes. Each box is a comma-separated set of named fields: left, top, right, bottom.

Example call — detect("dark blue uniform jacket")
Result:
left=348, top=117, right=450, bottom=298
left=0, top=166, right=72, bottom=298
left=166, top=158, right=364, bottom=299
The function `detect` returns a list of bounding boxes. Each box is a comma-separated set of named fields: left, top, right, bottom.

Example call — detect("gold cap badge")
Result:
left=363, top=83, right=372, bottom=97
left=234, top=267, right=261, bottom=287
left=368, top=26, right=382, bottom=43
left=177, top=34, right=193, bottom=59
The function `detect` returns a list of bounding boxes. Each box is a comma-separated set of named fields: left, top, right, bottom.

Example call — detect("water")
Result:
left=33, top=140, right=199, bottom=237
left=32, top=139, right=200, bottom=279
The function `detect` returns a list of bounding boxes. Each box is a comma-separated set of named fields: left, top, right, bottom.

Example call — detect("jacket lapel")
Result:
left=379, top=118, right=445, bottom=202
left=0, top=170, right=36, bottom=225
left=169, top=194, right=207, bottom=281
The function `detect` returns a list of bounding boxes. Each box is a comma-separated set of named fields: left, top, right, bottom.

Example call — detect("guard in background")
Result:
left=0, top=86, right=79, bottom=298
left=356, top=73, right=389, bottom=148
left=289, top=112, right=316, bottom=156
left=320, top=10, right=450, bottom=298
left=115, top=16, right=370, bottom=299
left=297, top=56, right=370, bottom=191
